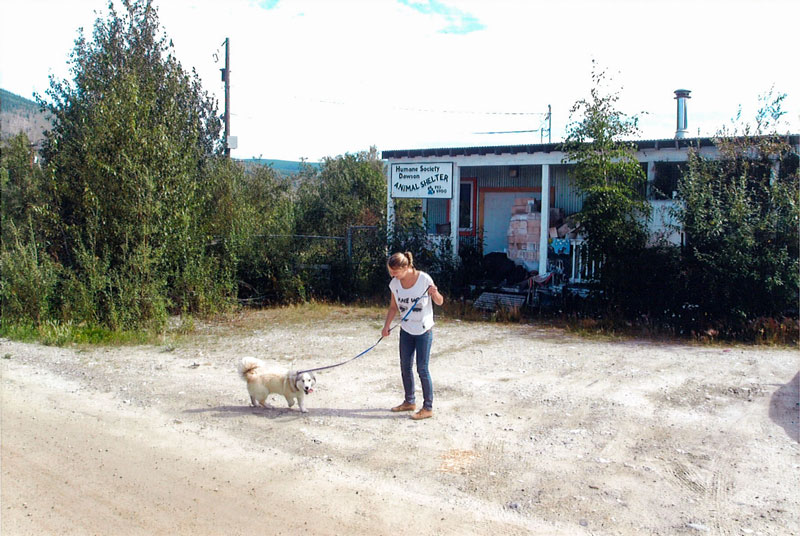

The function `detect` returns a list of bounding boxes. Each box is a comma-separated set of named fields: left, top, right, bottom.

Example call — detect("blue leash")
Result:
left=295, top=292, right=427, bottom=375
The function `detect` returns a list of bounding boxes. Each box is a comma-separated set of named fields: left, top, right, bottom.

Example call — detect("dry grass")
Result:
left=198, top=301, right=385, bottom=333
left=163, top=302, right=798, bottom=348
left=438, top=449, right=479, bottom=474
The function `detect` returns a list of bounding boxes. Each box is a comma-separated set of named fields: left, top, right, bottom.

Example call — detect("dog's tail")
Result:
left=238, top=356, right=264, bottom=380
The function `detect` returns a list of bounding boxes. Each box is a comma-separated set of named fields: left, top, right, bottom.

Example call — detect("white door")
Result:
left=483, top=192, right=540, bottom=255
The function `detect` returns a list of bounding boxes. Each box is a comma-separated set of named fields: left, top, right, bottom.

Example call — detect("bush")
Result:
left=0, top=222, right=59, bottom=324
left=675, top=132, right=799, bottom=329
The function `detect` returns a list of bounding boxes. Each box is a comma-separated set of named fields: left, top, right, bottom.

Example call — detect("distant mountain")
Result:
left=238, top=158, right=320, bottom=176
left=0, top=88, right=51, bottom=144
left=0, top=91, right=318, bottom=176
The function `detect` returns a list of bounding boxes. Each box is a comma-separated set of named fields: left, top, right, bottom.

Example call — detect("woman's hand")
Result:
left=428, top=284, right=444, bottom=306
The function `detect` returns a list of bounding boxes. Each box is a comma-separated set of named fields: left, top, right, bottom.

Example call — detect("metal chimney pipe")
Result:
left=674, top=89, right=691, bottom=139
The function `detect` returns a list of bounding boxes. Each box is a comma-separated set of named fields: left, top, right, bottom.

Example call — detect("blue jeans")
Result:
left=399, top=328, right=433, bottom=411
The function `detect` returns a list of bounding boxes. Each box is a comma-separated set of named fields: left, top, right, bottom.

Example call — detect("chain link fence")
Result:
left=235, top=226, right=385, bottom=305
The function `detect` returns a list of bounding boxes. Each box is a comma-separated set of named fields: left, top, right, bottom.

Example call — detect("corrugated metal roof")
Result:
left=382, top=142, right=563, bottom=159
left=381, top=135, right=799, bottom=159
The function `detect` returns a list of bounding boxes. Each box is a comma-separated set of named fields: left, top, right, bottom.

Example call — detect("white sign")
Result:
left=390, top=162, right=453, bottom=199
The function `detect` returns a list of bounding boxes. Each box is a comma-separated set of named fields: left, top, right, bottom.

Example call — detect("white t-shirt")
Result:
left=389, top=271, right=435, bottom=335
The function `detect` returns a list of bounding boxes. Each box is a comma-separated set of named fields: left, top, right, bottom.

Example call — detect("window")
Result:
left=458, top=179, right=475, bottom=233
left=651, top=162, right=686, bottom=200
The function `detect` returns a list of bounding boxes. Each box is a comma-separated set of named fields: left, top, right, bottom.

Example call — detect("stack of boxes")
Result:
left=507, top=198, right=541, bottom=264
left=507, top=199, right=576, bottom=266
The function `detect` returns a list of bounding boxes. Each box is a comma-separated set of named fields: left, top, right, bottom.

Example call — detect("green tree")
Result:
left=562, top=63, right=650, bottom=260
left=36, top=0, right=225, bottom=328
left=1, top=133, right=44, bottom=234
left=561, top=63, right=652, bottom=315
left=204, top=158, right=302, bottom=303
left=293, top=148, right=388, bottom=299
left=295, top=147, right=386, bottom=236
left=675, top=89, right=799, bottom=329
left=1, top=134, right=57, bottom=324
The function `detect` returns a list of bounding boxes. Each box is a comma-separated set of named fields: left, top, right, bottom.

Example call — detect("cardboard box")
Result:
left=549, top=227, right=558, bottom=239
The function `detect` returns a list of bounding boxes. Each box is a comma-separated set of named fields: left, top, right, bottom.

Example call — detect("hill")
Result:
left=0, top=91, right=317, bottom=175
left=0, top=89, right=51, bottom=144
left=238, top=158, right=321, bottom=176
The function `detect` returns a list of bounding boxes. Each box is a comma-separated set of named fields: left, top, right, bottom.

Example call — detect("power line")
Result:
left=474, top=129, right=541, bottom=134
left=473, top=105, right=552, bottom=142
left=285, top=95, right=547, bottom=116
left=389, top=105, right=546, bottom=116
left=226, top=92, right=553, bottom=142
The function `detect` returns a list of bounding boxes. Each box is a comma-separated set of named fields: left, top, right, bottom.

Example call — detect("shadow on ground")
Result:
left=184, top=405, right=402, bottom=421
left=768, top=371, right=799, bottom=443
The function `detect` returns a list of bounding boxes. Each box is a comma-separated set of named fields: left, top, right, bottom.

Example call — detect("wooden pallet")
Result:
left=473, top=292, right=527, bottom=311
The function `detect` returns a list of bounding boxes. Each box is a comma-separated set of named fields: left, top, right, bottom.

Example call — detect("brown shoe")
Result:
left=410, top=408, right=433, bottom=420
left=391, top=402, right=416, bottom=412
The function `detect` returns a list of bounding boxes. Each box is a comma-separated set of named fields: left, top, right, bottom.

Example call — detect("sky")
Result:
left=2, top=0, right=798, bottom=162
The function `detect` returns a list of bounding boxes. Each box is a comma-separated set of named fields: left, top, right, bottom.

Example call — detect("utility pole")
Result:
left=221, top=37, right=231, bottom=157
left=540, top=104, right=552, bottom=143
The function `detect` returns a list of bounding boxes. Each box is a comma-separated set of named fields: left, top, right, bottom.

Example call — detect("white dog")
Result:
left=238, top=357, right=316, bottom=413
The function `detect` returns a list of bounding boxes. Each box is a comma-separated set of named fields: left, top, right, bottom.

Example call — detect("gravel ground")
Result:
left=2, top=305, right=798, bottom=535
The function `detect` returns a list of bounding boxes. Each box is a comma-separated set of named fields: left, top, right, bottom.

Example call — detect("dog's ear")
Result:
left=310, top=372, right=316, bottom=382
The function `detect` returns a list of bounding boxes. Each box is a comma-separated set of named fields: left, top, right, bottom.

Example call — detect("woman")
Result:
left=381, top=251, right=444, bottom=420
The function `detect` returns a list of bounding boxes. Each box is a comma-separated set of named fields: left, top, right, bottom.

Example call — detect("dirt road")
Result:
left=2, top=306, right=798, bottom=535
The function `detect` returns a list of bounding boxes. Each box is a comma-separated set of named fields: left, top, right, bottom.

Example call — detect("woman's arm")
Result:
left=382, top=294, right=398, bottom=337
